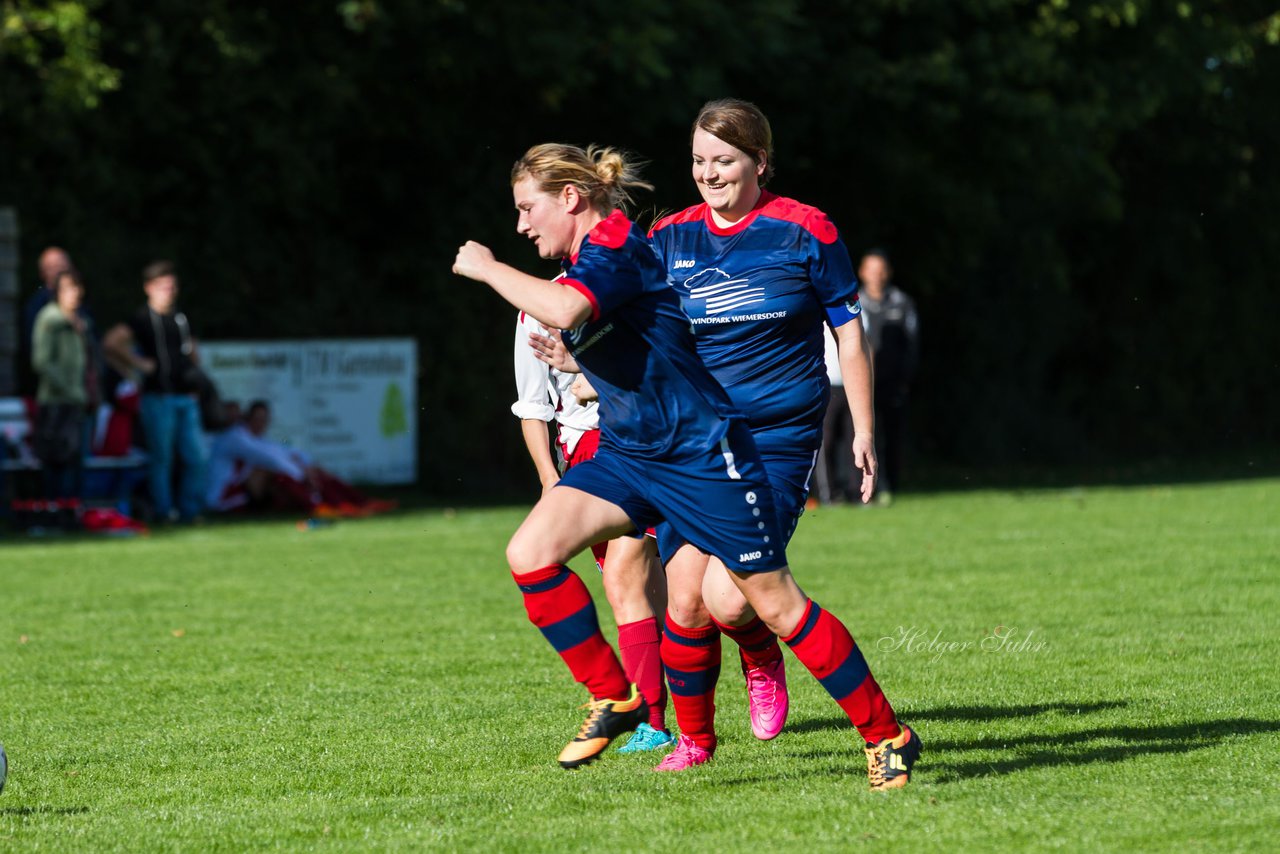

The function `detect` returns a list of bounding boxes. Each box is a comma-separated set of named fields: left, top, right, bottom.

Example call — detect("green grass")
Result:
left=2, top=479, right=1277, bottom=852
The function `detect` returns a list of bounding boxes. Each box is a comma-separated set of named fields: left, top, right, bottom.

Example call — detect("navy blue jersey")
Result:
left=649, top=192, right=861, bottom=453
left=560, top=210, right=743, bottom=459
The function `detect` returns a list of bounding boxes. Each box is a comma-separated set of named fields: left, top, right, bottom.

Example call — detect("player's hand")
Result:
left=452, top=240, right=495, bottom=281
left=540, top=475, right=560, bottom=495
left=570, top=375, right=597, bottom=404
left=529, top=329, right=579, bottom=373
left=852, top=434, right=878, bottom=504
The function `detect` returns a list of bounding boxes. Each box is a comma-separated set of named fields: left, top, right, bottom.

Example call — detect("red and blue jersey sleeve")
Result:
left=561, top=212, right=644, bottom=323
left=802, top=214, right=862, bottom=329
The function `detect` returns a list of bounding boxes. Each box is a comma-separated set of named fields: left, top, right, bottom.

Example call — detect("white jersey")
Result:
left=205, top=423, right=309, bottom=511
left=511, top=310, right=599, bottom=456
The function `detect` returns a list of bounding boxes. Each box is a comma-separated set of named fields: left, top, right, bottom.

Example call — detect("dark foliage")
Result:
left=3, top=1, right=1277, bottom=495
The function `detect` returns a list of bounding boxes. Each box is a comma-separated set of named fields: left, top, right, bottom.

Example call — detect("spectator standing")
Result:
left=103, top=260, right=207, bottom=523
left=856, top=250, right=919, bottom=501
left=18, top=246, right=74, bottom=398
left=30, top=269, right=91, bottom=529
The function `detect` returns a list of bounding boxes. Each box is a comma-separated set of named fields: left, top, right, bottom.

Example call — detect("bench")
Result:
left=1, top=396, right=149, bottom=517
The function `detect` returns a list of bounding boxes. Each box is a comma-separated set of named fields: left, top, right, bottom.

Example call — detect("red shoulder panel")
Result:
left=648, top=204, right=707, bottom=237
left=588, top=210, right=632, bottom=250
left=760, top=195, right=840, bottom=244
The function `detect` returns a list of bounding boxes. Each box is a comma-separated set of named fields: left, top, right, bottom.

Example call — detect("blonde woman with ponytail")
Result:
left=507, top=147, right=675, bottom=755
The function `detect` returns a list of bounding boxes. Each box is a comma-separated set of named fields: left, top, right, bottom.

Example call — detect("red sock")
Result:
left=589, top=542, right=608, bottom=573
left=661, top=613, right=720, bottom=751
left=782, top=599, right=899, bottom=744
left=712, top=615, right=782, bottom=670
left=513, top=564, right=630, bottom=700
left=618, top=617, right=666, bottom=731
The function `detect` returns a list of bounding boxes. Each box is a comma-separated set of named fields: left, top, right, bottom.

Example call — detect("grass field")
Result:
left=1, top=477, right=1277, bottom=852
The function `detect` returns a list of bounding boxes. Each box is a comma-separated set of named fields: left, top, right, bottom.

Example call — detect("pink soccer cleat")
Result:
left=744, top=655, right=789, bottom=740
left=654, top=734, right=713, bottom=771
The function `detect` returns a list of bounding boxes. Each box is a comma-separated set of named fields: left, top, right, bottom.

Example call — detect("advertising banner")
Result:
left=203, top=339, right=417, bottom=484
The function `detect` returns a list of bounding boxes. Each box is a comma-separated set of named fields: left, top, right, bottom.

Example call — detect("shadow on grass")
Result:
left=909, top=700, right=1130, bottom=721
left=931, top=717, right=1280, bottom=783
left=0, top=805, right=90, bottom=816
left=785, top=700, right=1130, bottom=736
left=930, top=716, right=1280, bottom=752
left=769, top=703, right=1280, bottom=785
left=926, top=717, right=1280, bottom=783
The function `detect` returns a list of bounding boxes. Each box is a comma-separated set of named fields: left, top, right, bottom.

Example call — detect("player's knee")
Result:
left=603, top=587, right=652, bottom=625
left=749, top=598, right=806, bottom=639
left=601, top=572, right=635, bottom=610
left=506, top=533, right=559, bottom=574
left=666, top=586, right=711, bottom=627
left=706, top=595, right=753, bottom=627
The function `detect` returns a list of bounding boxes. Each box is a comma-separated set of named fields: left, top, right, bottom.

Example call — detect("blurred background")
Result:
left=2, top=0, right=1277, bottom=499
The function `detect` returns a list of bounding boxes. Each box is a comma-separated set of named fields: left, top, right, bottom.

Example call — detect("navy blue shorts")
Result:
left=656, top=444, right=817, bottom=566
left=557, top=421, right=787, bottom=572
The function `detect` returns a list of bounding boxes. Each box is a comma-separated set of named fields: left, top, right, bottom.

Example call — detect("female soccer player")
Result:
left=512, top=310, right=672, bottom=752
left=641, top=98, right=913, bottom=776
left=453, top=142, right=920, bottom=789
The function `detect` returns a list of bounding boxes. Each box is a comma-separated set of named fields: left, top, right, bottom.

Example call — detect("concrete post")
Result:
left=0, top=208, right=19, bottom=395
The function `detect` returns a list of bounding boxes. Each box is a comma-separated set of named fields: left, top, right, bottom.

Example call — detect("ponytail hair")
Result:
left=512, top=143, right=653, bottom=214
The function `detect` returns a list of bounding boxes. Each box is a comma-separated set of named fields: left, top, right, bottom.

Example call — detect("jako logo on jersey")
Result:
left=673, top=259, right=696, bottom=269
left=739, top=551, right=763, bottom=562
left=683, top=268, right=766, bottom=316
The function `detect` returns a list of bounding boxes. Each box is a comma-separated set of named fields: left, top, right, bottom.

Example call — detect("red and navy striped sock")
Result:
left=783, top=599, right=899, bottom=744
left=712, top=615, right=782, bottom=670
left=618, top=617, right=667, bottom=731
left=661, top=613, right=720, bottom=752
left=513, top=564, right=630, bottom=701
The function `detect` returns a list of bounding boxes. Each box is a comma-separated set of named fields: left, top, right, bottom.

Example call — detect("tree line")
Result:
left=3, top=0, right=1277, bottom=494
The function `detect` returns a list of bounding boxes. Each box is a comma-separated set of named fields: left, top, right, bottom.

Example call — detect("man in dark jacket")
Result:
left=103, top=260, right=208, bottom=522
left=856, top=249, right=919, bottom=502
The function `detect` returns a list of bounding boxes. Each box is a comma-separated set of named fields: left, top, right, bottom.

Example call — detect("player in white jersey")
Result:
left=512, top=308, right=600, bottom=494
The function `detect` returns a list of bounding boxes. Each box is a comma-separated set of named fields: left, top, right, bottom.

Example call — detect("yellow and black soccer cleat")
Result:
left=557, top=685, right=648, bottom=769
left=865, top=724, right=922, bottom=791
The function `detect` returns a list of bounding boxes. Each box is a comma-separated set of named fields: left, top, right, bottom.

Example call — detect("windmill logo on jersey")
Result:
left=681, top=267, right=766, bottom=316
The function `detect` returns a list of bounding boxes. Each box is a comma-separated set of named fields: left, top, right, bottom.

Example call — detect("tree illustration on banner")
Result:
left=380, top=382, right=407, bottom=438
